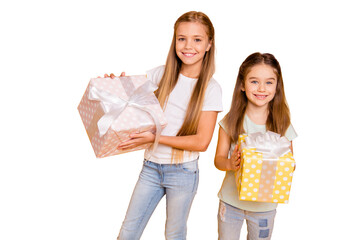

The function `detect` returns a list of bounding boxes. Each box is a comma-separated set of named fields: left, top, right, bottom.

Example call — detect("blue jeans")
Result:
left=218, top=201, right=276, bottom=240
left=118, top=159, right=199, bottom=240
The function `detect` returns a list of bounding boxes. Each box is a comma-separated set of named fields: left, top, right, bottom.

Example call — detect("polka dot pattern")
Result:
left=78, top=76, right=167, bottom=158
left=235, top=134, right=295, bottom=203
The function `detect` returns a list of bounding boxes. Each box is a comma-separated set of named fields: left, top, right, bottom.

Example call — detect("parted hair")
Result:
left=224, top=52, right=290, bottom=143
left=154, top=11, right=215, bottom=163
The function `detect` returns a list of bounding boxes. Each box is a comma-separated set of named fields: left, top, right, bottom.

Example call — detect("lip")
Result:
left=182, top=52, right=196, bottom=57
left=254, top=94, right=268, bottom=100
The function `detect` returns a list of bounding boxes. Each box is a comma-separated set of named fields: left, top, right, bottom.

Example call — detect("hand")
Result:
left=97, top=72, right=126, bottom=78
left=117, top=131, right=155, bottom=150
left=229, top=144, right=242, bottom=171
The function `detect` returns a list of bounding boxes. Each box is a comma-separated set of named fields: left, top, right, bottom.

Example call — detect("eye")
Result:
left=266, top=81, right=273, bottom=85
left=194, top=38, right=202, bottom=42
left=177, top=37, right=185, bottom=41
left=251, top=80, right=258, bottom=84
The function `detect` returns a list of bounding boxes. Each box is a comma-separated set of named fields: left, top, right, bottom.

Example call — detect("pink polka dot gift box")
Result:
left=78, top=75, right=167, bottom=158
left=235, top=131, right=296, bottom=203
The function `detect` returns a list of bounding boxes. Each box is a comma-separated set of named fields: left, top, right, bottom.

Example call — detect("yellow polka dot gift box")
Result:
left=78, top=75, right=167, bottom=158
left=235, top=132, right=295, bottom=203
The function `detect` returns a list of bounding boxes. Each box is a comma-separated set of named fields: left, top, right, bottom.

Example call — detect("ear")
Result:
left=240, top=83, right=245, bottom=92
left=206, top=40, right=212, bottom=52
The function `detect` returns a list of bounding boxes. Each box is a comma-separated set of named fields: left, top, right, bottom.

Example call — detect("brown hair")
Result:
left=155, top=11, right=215, bottom=162
left=224, top=52, right=290, bottom=142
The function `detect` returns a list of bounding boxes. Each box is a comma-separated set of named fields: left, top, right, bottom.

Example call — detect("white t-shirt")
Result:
left=144, top=65, right=223, bottom=164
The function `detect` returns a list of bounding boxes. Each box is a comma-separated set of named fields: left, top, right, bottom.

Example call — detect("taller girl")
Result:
left=117, top=11, right=222, bottom=240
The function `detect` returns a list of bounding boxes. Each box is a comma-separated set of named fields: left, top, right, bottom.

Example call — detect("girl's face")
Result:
left=241, top=64, right=278, bottom=109
left=175, top=22, right=211, bottom=74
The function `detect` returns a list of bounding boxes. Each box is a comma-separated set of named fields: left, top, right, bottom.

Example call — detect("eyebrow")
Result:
left=248, top=77, right=276, bottom=81
left=176, top=34, right=205, bottom=38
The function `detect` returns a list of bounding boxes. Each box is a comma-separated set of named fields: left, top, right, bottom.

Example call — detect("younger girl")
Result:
left=113, top=11, right=223, bottom=239
left=214, top=52, right=296, bottom=240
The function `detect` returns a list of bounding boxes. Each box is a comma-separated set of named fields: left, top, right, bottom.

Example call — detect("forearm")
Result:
left=159, top=133, right=210, bottom=152
left=214, top=155, right=233, bottom=171
left=158, top=111, right=218, bottom=152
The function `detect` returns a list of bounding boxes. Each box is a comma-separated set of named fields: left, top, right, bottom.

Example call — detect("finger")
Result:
left=110, top=73, right=115, bottom=79
left=230, top=146, right=239, bottom=160
left=117, top=146, right=135, bottom=151
left=118, top=143, right=134, bottom=150
left=118, top=139, right=137, bottom=148
left=120, top=72, right=126, bottom=77
left=117, top=143, right=136, bottom=150
left=129, top=130, right=147, bottom=138
left=232, top=144, right=239, bottom=156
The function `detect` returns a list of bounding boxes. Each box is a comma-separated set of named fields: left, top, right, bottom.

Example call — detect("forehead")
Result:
left=176, top=21, right=208, bottom=37
left=246, top=64, right=277, bottom=79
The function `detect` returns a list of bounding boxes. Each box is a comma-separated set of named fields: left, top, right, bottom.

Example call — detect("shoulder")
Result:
left=204, top=77, right=222, bottom=99
left=205, top=77, right=222, bottom=99
left=218, top=117, right=229, bottom=134
left=202, top=77, right=223, bottom=112
left=146, top=65, right=165, bottom=85
left=207, top=77, right=222, bottom=92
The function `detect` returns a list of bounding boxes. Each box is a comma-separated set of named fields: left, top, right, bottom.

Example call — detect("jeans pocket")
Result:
left=180, top=160, right=198, bottom=174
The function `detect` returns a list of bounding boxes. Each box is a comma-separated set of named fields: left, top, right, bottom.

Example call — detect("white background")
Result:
left=1, top=0, right=359, bottom=239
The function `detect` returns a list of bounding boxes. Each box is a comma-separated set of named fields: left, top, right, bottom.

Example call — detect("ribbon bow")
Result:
left=88, top=80, right=162, bottom=150
left=243, top=131, right=291, bottom=159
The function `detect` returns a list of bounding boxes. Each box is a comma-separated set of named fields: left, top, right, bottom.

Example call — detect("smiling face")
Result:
left=241, top=63, right=278, bottom=109
left=175, top=21, right=212, bottom=76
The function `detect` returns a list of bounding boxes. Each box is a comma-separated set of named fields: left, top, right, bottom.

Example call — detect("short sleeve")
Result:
left=146, top=65, right=165, bottom=86
left=202, top=78, right=223, bottom=112
left=218, top=118, right=229, bottom=135
left=285, top=124, right=297, bottom=142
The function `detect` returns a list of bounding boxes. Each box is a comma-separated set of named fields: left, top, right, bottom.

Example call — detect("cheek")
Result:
left=244, top=84, right=256, bottom=93
left=175, top=41, right=184, bottom=51
left=268, top=87, right=277, bottom=101
left=244, top=88, right=253, bottom=99
left=196, top=42, right=209, bottom=53
left=270, top=85, right=277, bottom=95
left=175, top=43, right=180, bottom=51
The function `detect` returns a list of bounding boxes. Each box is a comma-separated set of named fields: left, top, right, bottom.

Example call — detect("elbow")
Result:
left=214, top=158, right=219, bottom=169
left=194, top=134, right=212, bottom=152
left=213, top=157, right=224, bottom=171
left=198, top=141, right=210, bottom=152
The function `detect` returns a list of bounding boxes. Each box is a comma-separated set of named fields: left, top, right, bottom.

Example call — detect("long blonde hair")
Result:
left=224, top=52, right=291, bottom=143
left=155, top=11, right=215, bottom=163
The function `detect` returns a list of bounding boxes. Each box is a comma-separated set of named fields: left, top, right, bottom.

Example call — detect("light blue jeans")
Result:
left=218, top=201, right=276, bottom=240
left=118, top=159, right=199, bottom=240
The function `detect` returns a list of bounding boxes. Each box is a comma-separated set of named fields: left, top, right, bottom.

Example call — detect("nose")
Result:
left=258, top=82, right=266, bottom=92
left=184, top=40, right=192, bottom=49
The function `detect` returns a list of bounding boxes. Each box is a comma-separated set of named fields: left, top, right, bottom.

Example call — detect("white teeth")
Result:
left=255, top=95, right=266, bottom=99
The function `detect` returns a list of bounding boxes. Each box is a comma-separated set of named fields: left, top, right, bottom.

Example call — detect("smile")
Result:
left=254, top=94, right=268, bottom=100
left=182, top=52, right=196, bottom=57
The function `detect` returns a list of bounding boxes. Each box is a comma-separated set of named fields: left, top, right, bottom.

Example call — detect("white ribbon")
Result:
left=88, top=80, right=162, bottom=151
left=243, top=131, right=291, bottom=159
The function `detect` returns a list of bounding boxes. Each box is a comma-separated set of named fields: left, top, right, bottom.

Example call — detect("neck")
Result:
left=180, top=63, right=202, bottom=79
left=245, top=105, right=269, bottom=125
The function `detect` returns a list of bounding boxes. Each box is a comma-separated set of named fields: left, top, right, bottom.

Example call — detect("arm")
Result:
left=118, top=111, right=218, bottom=152
left=214, top=127, right=241, bottom=171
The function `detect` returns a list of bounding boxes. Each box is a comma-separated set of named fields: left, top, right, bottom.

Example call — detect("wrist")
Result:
left=226, top=158, right=234, bottom=171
